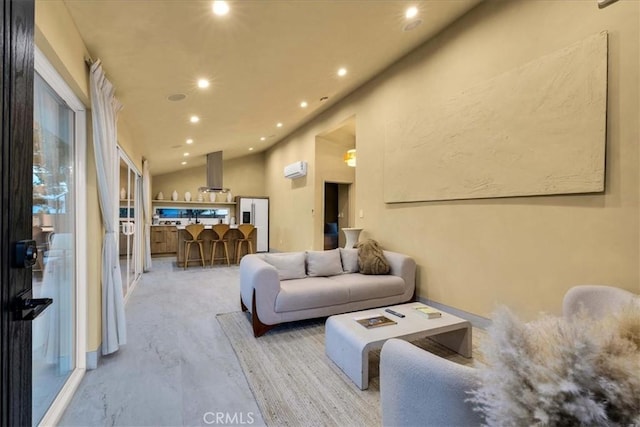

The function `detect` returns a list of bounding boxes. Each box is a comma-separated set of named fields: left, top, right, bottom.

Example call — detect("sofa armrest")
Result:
left=380, top=339, right=482, bottom=427
left=383, top=250, right=416, bottom=297
left=239, top=254, right=282, bottom=324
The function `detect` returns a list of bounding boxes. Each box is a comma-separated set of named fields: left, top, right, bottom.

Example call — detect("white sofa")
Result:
left=239, top=248, right=416, bottom=337
left=379, top=285, right=639, bottom=427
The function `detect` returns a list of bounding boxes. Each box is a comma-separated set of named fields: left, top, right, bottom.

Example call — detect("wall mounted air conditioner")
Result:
left=284, top=161, right=307, bottom=179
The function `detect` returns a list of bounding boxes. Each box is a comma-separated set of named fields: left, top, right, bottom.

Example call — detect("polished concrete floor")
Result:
left=59, top=257, right=266, bottom=427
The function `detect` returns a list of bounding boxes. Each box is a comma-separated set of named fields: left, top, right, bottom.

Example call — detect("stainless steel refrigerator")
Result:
left=236, top=197, right=269, bottom=252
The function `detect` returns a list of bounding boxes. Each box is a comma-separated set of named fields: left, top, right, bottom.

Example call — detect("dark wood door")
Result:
left=0, top=0, right=35, bottom=425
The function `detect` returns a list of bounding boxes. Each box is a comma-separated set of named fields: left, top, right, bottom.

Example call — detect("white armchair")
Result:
left=379, top=285, right=639, bottom=427
left=380, top=338, right=482, bottom=427
left=562, top=284, right=638, bottom=319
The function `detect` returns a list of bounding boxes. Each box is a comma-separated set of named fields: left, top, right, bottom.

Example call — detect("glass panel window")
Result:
left=155, top=208, right=229, bottom=219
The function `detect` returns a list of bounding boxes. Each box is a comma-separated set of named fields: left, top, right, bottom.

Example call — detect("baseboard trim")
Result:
left=417, top=297, right=492, bottom=329
left=86, top=350, right=100, bottom=370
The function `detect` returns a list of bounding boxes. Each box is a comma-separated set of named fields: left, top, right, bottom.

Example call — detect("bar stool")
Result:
left=184, top=224, right=205, bottom=269
left=210, top=223, right=230, bottom=266
left=235, top=223, right=255, bottom=264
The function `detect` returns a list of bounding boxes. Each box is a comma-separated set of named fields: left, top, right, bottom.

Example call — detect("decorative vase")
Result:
left=120, top=187, right=126, bottom=200
left=226, top=191, right=233, bottom=203
left=197, top=193, right=204, bottom=202
left=157, top=191, right=164, bottom=200
left=209, top=192, right=216, bottom=202
left=172, top=190, right=178, bottom=201
left=184, top=191, right=192, bottom=202
left=342, top=228, right=363, bottom=249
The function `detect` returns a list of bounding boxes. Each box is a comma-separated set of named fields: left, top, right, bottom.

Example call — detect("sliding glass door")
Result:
left=32, top=50, right=86, bottom=425
left=119, top=151, right=142, bottom=299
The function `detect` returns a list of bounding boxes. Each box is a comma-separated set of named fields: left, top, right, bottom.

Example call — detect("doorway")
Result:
left=323, top=182, right=351, bottom=249
left=316, top=115, right=356, bottom=251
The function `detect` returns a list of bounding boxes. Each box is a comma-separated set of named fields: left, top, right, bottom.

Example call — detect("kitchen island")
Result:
left=175, top=224, right=256, bottom=267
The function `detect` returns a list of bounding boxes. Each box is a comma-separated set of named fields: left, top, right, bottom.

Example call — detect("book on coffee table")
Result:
left=414, top=306, right=442, bottom=319
left=355, top=314, right=397, bottom=329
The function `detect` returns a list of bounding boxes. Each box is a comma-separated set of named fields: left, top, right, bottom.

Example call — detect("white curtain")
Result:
left=90, top=60, right=126, bottom=355
left=142, top=159, right=152, bottom=271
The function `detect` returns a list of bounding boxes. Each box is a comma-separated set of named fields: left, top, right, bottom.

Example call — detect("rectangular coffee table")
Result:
left=325, top=302, right=472, bottom=390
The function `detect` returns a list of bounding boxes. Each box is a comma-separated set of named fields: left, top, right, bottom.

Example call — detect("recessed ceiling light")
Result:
left=167, top=93, right=187, bottom=102
left=184, top=152, right=190, bottom=157
left=300, top=101, right=308, bottom=108
left=197, top=79, right=210, bottom=89
left=190, top=115, right=200, bottom=123
left=276, top=122, right=283, bottom=128
left=405, top=6, right=418, bottom=19
left=249, top=147, right=254, bottom=151
left=260, top=137, right=266, bottom=141
left=181, top=161, right=187, bottom=165
left=212, top=1, right=229, bottom=16
left=337, top=68, right=347, bottom=77
left=186, top=139, right=193, bottom=144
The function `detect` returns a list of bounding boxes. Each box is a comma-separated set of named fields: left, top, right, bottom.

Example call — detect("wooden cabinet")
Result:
left=151, top=226, right=177, bottom=254
left=166, top=227, right=178, bottom=253
left=151, top=228, right=166, bottom=253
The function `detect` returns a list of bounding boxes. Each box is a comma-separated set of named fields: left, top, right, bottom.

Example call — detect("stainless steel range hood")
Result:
left=198, top=151, right=230, bottom=193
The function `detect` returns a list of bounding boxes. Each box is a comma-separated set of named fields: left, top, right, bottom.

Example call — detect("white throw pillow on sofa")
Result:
left=306, top=249, right=344, bottom=277
left=339, top=248, right=359, bottom=273
left=264, top=252, right=307, bottom=280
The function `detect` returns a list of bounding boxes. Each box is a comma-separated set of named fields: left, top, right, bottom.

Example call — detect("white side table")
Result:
left=341, top=228, right=363, bottom=249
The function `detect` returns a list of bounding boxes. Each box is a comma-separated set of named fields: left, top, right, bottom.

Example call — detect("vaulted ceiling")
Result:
left=63, top=0, right=481, bottom=175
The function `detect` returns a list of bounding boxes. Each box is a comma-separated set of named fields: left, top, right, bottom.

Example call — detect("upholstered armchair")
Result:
left=379, top=285, right=639, bottom=427
left=380, top=338, right=482, bottom=426
left=562, top=284, right=638, bottom=319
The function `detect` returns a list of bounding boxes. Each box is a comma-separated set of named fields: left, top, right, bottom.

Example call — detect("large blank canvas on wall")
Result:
left=383, top=32, right=608, bottom=203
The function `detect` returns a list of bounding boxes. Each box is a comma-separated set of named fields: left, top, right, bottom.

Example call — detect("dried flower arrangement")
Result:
left=469, top=305, right=640, bottom=426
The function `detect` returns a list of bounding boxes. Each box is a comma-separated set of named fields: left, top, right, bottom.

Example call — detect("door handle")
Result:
left=15, top=290, right=53, bottom=321
left=122, top=222, right=135, bottom=235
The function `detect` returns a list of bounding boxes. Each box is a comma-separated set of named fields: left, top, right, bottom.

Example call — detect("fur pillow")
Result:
left=355, top=239, right=390, bottom=275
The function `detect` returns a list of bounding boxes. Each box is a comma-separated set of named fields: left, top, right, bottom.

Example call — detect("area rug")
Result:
left=217, top=311, right=485, bottom=427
